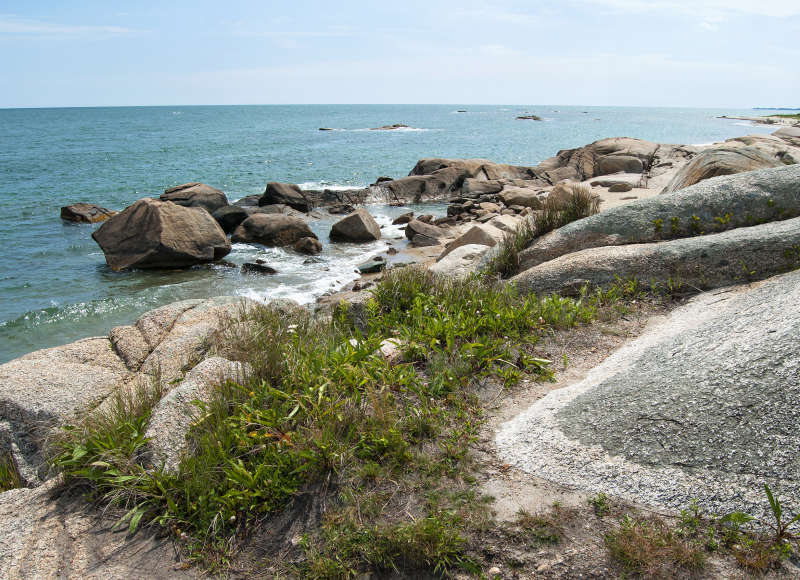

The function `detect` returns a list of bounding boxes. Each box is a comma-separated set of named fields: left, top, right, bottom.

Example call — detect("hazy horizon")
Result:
left=1, top=0, right=798, bottom=109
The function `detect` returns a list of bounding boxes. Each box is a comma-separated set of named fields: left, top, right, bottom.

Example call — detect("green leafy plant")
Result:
left=763, top=483, right=800, bottom=544
left=0, top=452, right=22, bottom=492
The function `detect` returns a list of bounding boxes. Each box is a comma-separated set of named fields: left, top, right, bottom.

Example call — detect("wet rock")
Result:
left=231, top=214, right=317, bottom=247
left=327, top=203, right=355, bottom=215
left=370, top=124, right=409, bottom=130
left=391, top=212, right=413, bottom=225
left=160, top=182, right=229, bottom=213
left=60, top=203, right=116, bottom=224
left=212, top=205, right=249, bottom=233
left=357, top=256, right=386, bottom=274
left=92, top=198, right=231, bottom=270
left=294, top=236, right=323, bottom=255
left=242, top=262, right=278, bottom=275
left=260, top=182, right=312, bottom=212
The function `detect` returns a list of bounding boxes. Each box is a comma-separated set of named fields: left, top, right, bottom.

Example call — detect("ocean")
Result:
left=0, top=104, right=780, bottom=363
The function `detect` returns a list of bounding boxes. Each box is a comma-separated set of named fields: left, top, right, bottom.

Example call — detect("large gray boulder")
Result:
left=231, top=214, right=317, bottom=247
left=438, top=223, right=504, bottom=260
left=773, top=126, right=800, bottom=147
left=661, top=146, right=783, bottom=194
left=410, top=158, right=539, bottom=181
left=518, top=164, right=800, bottom=271
left=498, top=187, right=542, bottom=208
left=329, top=209, right=381, bottom=242
left=260, top=182, right=312, bottom=212
left=92, top=198, right=231, bottom=271
left=160, top=182, right=229, bottom=213
left=498, top=268, right=800, bottom=521
left=512, top=215, right=800, bottom=296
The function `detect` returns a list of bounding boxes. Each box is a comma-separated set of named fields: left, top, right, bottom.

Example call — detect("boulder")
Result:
left=429, top=244, right=490, bottom=278
left=516, top=115, right=542, bottom=120
left=723, top=134, right=800, bottom=165
left=535, top=137, right=663, bottom=181
left=512, top=215, right=800, bottom=297
left=91, top=198, right=231, bottom=271
left=438, top=224, right=504, bottom=260
left=608, top=182, right=633, bottom=192
left=294, top=236, right=323, bottom=255
left=327, top=203, right=355, bottom=215
left=498, top=268, right=800, bottom=521
left=160, top=182, right=229, bottom=213
left=233, top=194, right=261, bottom=207
left=145, top=357, right=248, bottom=473
left=410, top=158, right=540, bottom=181
left=404, top=219, right=443, bottom=243
left=661, top=147, right=784, bottom=194
left=518, top=164, right=800, bottom=271
left=382, top=168, right=468, bottom=202
left=212, top=205, right=249, bottom=233
left=329, top=209, right=381, bottom=242
left=499, top=187, right=542, bottom=208
left=357, top=256, right=386, bottom=274
left=773, top=126, right=800, bottom=147
left=60, top=203, right=116, bottom=224
left=462, top=178, right=504, bottom=196
left=487, top=214, right=522, bottom=233
left=231, top=214, right=317, bottom=247
left=392, top=212, right=413, bottom=225
left=260, top=182, right=312, bottom=212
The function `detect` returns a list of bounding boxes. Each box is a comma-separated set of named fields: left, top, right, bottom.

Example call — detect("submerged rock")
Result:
left=160, top=182, right=229, bottom=213
left=92, top=198, right=231, bottom=270
left=357, top=256, right=386, bottom=274
left=60, top=203, right=116, bottom=224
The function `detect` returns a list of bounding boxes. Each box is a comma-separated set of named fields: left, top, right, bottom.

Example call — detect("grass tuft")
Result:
left=0, top=452, right=22, bottom=492
left=484, top=183, right=600, bottom=279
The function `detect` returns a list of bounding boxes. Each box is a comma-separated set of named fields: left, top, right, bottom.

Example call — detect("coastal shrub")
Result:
left=484, top=183, right=600, bottom=279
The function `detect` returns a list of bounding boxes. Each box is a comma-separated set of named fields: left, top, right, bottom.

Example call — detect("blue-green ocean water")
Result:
left=0, top=105, right=779, bottom=363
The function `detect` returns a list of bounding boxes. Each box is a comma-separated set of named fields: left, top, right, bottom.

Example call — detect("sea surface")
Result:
left=0, top=104, right=782, bottom=363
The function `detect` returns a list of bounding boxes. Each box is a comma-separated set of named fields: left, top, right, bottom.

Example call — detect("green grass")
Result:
left=483, top=183, right=600, bottom=279
left=0, top=452, right=22, bottom=492
left=49, top=268, right=603, bottom=573
left=770, top=113, right=800, bottom=120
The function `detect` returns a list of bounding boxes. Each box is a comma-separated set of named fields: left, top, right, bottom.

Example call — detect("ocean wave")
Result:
left=298, top=181, right=367, bottom=191
left=0, top=297, right=132, bottom=329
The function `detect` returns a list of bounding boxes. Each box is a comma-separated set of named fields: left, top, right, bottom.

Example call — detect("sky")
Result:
left=0, top=0, right=798, bottom=108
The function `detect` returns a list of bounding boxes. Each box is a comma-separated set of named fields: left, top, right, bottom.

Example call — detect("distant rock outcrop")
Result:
left=92, top=198, right=231, bottom=270
left=260, top=182, right=312, bottom=212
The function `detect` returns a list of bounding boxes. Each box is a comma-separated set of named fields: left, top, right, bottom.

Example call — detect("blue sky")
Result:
left=1, top=0, right=798, bottom=107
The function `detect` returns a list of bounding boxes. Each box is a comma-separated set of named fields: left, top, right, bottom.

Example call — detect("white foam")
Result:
left=297, top=181, right=366, bottom=191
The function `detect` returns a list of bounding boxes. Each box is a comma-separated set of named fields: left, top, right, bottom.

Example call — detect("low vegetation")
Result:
left=45, top=266, right=798, bottom=576
left=0, top=453, right=22, bottom=492
left=484, top=183, right=601, bottom=279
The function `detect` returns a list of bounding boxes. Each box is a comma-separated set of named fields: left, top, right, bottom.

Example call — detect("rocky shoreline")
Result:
left=4, top=125, right=800, bottom=577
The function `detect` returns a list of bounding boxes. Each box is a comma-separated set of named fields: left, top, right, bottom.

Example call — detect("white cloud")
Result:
left=0, top=14, right=142, bottom=36
left=580, top=0, right=800, bottom=18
